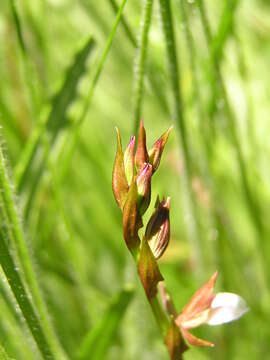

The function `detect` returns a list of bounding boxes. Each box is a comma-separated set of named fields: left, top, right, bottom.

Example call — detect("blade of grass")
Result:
left=0, top=143, right=68, bottom=360
left=108, top=0, right=137, bottom=47
left=197, top=0, right=269, bottom=294
left=158, top=0, right=205, bottom=273
left=56, top=0, right=128, bottom=181
left=8, top=0, right=38, bottom=116
left=132, top=0, right=154, bottom=133
left=15, top=36, right=96, bottom=193
left=76, top=286, right=134, bottom=360
left=0, top=209, right=53, bottom=359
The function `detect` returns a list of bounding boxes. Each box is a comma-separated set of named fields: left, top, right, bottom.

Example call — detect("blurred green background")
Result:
left=0, top=0, right=270, bottom=359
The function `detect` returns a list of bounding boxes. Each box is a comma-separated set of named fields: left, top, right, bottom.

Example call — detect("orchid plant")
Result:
left=112, top=121, right=248, bottom=359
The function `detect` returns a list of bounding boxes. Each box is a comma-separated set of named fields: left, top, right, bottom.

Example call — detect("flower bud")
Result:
left=112, top=128, right=129, bottom=210
left=136, top=163, right=152, bottom=215
left=148, top=126, right=172, bottom=173
left=145, top=196, right=170, bottom=259
left=122, top=180, right=142, bottom=254
left=124, top=136, right=135, bottom=186
left=135, top=120, right=149, bottom=171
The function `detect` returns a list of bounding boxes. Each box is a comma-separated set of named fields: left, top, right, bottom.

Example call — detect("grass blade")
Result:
left=15, top=36, right=96, bottom=193
left=0, top=210, right=53, bottom=359
left=55, top=0, right=128, bottom=180
left=132, top=0, right=154, bottom=133
left=77, top=286, right=134, bottom=360
left=0, top=143, right=68, bottom=359
left=158, top=0, right=205, bottom=272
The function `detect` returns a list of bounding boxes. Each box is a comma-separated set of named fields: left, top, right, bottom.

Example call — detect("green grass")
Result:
left=0, top=0, right=270, bottom=359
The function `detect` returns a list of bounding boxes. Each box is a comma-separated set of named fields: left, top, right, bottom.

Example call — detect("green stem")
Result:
left=133, top=0, right=154, bottom=134
left=159, top=0, right=204, bottom=272
left=197, top=0, right=269, bottom=296
left=0, top=208, right=53, bottom=359
left=0, top=144, right=68, bottom=360
left=149, top=296, right=169, bottom=336
left=56, top=0, right=128, bottom=182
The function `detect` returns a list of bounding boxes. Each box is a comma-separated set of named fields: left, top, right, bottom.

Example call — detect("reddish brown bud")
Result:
left=148, top=126, right=172, bottom=173
left=135, top=120, right=149, bottom=171
left=145, top=196, right=170, bottom=259
left=112, top=128, right=129, bottom=210
left=136, top=163, right=152, bottom=215
left=165, top=320, right=188, bottom=360
left=124, top=136, right=135, bottom=186
left=122, top=180, right=142, bottom=253
left=137, top=237, right=163, bottom=299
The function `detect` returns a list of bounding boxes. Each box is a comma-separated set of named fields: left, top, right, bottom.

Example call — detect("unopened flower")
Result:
left=175, top=272, right=249, bottom=347
left=124, top=136, right=135, bottom=186
left=145, top=196, right=170, bottom=259
left=148, top=126, right=173, bottom=173
left=135, top=121, right=149, bottom=171
left=136, top=162, right=152, bottom=215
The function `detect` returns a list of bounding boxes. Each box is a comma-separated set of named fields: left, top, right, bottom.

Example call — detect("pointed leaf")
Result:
left=112, top=128, right=129, bottom=209
left=138, top=237, right=163, bottom=299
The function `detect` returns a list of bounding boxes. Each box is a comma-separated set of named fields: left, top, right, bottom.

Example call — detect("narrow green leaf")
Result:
left=0, top=211, right=53, bottom=359
left=159, top=0, right=204, bottom=271
left=0, top=143, right=68, bottom=360
left=133, top=0, right=154, bottom=133
left=77, top=287, right=134, bottom=360
left=15, top=36, right=96, bottom=193
left=55, top=0, right=128, bottom=182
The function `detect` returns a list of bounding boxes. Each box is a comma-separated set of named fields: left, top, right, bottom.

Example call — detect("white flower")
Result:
left=176, top=272, right=249, bottom=347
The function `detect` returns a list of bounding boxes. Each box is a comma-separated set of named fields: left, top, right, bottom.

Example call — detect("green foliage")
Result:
left=0, top=0, right=269, bottom=359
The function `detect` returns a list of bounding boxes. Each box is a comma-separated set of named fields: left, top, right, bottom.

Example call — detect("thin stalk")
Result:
left=133, top=0, right=154, bottom=134
left=0, top=209, right=53, bottom=359
left=0, top=144, right=68, bottom=360
left=149, top=296, right=169, bottom=336
left=108, top=0, right=137, bottom=47
left=197, top=0, right=269, bottom=293
left=158, top=0, right=204, bottom=272
left=56, top=0, right=128, bottom=180
left=179, top=0, right=269, bottom=317
left=8, top=0, right=38, bottom=117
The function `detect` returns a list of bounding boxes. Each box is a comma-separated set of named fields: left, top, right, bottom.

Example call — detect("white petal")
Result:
left=207, top=292, right=249, bottom=326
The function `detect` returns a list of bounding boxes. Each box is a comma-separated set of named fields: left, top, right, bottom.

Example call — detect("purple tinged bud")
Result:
left=135, top=120, right=149, bottom=171
left=148, top=126, right=173, bottom=173
left=124, top=136, right=135, bottom=186
left=136, top=163, right=152, bottom=215
left=145, top=196, right=170, bottom=259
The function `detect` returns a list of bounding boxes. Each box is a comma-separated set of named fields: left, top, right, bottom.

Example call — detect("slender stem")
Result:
left=149, top=296, right=169, bottom=336
left=57, top=0, right=128, bottom=182
left=197, top=0, right=269, bottom=294
left=108, top=0, right=137, bottom=47
left=133, top=0, right=154, bottom=134
left=0, top=208, right=53, bottom=359
left=0, top=144, right=68, bottom=360
left=159, top=0, right=204, bottom=272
